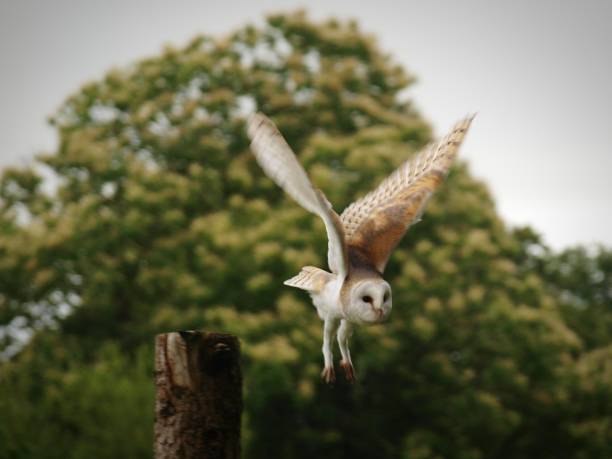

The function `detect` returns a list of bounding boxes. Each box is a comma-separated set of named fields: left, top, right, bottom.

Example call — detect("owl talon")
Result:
left=321, top=365, right=336, bottom=384
left=340, top=360, right=356, bottom=382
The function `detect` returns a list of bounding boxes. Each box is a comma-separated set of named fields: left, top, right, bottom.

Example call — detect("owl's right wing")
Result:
left=247, top=113, right=348, bottom=279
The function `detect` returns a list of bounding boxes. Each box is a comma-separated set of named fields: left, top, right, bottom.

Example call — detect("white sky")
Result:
left=1, top=0, right=611, bottom=250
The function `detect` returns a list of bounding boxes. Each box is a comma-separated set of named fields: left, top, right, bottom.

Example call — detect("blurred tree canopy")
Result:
left=0, top=11, right=611, bottom=459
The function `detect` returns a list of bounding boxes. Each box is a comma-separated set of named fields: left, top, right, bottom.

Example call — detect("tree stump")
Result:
left=154, top=331, right=242, bottom=459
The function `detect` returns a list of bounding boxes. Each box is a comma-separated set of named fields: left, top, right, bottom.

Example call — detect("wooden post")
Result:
left=154, top=331, right=242, bottom=459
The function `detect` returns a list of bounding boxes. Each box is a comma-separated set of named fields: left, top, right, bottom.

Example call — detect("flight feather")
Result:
left=340, top=115, right=475, bottom=272
left=247, top=113, right=348, bottom=278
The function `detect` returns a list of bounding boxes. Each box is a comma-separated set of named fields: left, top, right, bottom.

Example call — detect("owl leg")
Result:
left=321, top=318, right=339, bottom=383
left=337, top=320, right=356, bottom=382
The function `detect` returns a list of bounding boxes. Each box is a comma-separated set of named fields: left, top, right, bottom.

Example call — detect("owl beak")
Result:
left=372, top=301, right=384, bottom=318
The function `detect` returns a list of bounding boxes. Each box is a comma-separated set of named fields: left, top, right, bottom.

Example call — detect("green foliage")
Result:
left=542, top=245, right=612, bottom=349
left=0, top=335, right=153, bottom=459
left=1, top=11, right=611, bottom=459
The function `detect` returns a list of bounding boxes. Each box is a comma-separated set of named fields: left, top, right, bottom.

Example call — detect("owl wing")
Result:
left=340, top=115, right=475, bottom=273
left=247, top=113, right=348, bottom=278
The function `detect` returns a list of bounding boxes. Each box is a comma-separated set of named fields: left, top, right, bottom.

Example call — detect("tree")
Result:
left=542, top=245, right=612, bottom=350
left=1, top=11, right=610, bottom=459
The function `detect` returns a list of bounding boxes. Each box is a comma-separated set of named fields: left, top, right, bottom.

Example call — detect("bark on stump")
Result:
left=154, top=331, right=242, bottom=459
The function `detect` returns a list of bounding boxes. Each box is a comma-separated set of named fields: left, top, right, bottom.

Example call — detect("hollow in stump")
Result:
left=154, top=331, right=242, bottom=459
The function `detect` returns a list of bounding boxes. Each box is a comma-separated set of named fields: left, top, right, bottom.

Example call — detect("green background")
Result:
left=1, top=12, right=610, bottom=459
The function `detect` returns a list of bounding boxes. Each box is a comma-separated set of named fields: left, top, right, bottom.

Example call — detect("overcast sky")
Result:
left=1, top=0, right=611, bottom=250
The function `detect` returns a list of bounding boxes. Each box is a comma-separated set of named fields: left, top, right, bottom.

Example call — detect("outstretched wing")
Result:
left=340, top=115, right=475, bottom=273
left=247, top=113, right=348, bottom=278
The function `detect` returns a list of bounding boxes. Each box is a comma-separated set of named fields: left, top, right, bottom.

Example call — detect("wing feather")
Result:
left=341, top=115, right=475, bottom=272
left=284, top=266, right=333, bottom=293
left=247, top=113, right=348, bottom=278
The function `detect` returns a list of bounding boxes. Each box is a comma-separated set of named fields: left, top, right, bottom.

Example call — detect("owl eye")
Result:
left=362, top=295, right=373, bottom=304
left=383, top=292, right=390, bottom=302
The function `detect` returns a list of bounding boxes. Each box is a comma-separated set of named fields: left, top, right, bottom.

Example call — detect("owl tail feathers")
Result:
left=284, top=266, right=333, bottom=293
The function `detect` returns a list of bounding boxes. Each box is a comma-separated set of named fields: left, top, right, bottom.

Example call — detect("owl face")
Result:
left=345, top=279, right=392, bottom=325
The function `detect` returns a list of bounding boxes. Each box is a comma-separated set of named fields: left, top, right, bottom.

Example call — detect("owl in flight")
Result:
left=247, top=113, right=474, bottom=383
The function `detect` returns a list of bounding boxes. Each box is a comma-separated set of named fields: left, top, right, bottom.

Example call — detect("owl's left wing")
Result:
left=247, top=113, right=348, bottom=278
left=340, top=115, right=475, bottom=273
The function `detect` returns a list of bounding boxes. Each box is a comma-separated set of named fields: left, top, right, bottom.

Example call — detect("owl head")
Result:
left=345, top=278, right=392, bottom=325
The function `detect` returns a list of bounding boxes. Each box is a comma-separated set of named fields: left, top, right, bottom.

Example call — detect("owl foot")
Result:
left=321, top=365, right=336, bottom=384
left=340, top=360, right=356, bottom=383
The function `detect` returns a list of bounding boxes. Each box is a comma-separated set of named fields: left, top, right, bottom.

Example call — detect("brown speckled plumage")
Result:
left=340, top=115, right=474, bottom=272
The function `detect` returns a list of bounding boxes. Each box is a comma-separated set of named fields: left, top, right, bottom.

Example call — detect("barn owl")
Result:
left=247, top=112, right=474, bottom=383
